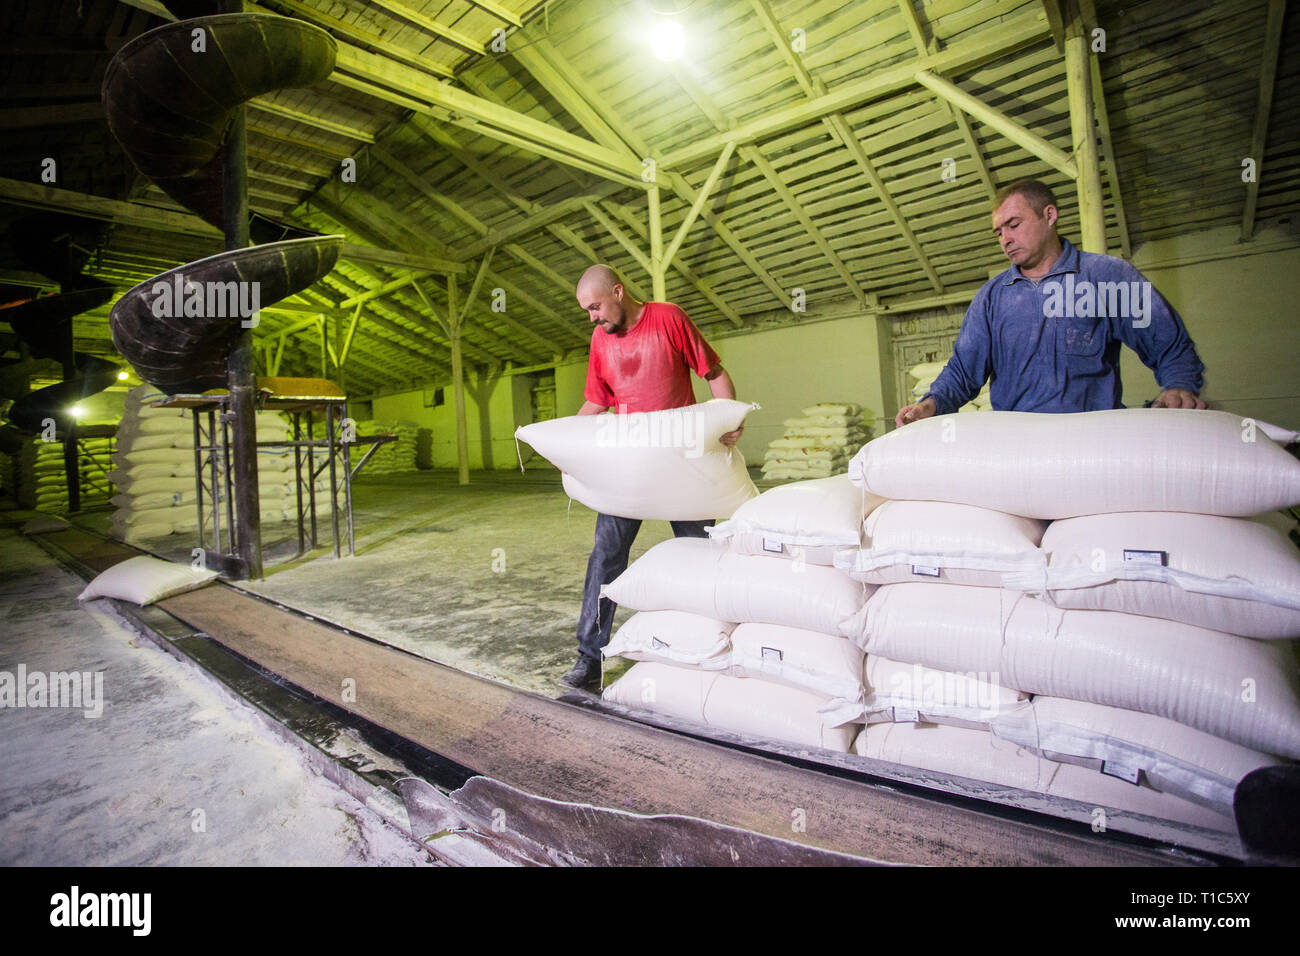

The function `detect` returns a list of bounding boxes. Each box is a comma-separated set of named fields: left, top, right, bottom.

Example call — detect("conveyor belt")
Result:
left=25, top=520, right=1238, bottom=866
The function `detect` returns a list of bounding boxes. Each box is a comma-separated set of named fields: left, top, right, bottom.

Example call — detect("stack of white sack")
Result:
left=515, top=399, right=757, bottom=521
left=762, top=402, right=876, bottom=481
left=601, top=475, right=878, bottom=752
left=109, top=386, right=197, bottom=541
left=202, top=412, right=307, bottom=530
left=840, top=408, right=1300, bottom=830
left=907, top=360, right=991, bottom=413
left=110, top=385, right=300, bottom=541
left=358, top=419, right=419, bottom=476
left=18, top=435, right=115, bottom=512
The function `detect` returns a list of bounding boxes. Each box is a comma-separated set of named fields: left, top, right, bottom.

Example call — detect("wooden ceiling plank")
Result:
left=1241, top=0, right=1287, bottom=240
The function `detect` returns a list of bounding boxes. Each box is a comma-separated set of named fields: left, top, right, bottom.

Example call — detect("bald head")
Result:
left=576, top=263, right=641, bottom=335
left=576, top=263, right=620, bottom=297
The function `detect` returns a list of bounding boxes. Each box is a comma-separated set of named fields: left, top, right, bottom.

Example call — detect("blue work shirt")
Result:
left=925, top=238, right=1205, bottom=414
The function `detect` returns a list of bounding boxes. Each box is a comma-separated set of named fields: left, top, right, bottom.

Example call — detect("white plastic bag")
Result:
left=602, top=537, right=872, bottom=635
left=835, top=500, right=1046, bottom=586
left=845, top=583, right=1300, bottom=758
left=515, top=399, right=757, bottom=520
left=708, top=474, right=883, bottom=565
left=851, top=409, right=1300, bottom=518
left=1005, top=511, right=1300, bottom=638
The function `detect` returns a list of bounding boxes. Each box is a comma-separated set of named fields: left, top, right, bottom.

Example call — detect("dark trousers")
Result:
left=576, top=514, right=710, bottom=662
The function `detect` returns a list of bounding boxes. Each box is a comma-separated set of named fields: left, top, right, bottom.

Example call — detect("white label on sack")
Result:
left=911, top=565, right=941, bottom=577
left=1101, top=761, right=1141, bottom=784
left=894, top=706, right=920, bottom=723
left=762, top=537, right=784, bottom=554
left=760, top=646, right=783, bottom=662
left=1122, top=549, right=1167, bottom=566
left=651, top=637, right=669, bottom=650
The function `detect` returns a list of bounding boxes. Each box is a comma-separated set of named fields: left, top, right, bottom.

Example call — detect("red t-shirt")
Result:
left=584, top=302, right=721, bottom=413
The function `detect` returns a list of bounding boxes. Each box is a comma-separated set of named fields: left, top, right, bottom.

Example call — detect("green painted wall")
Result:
left=1120, top=225, right=1300, bottom=426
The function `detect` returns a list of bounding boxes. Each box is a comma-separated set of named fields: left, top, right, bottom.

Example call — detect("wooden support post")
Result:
left=448, top=273, right=469, bottom=486
left=1242, top=0, right=1286, bottom=240
left=648, top=184, right=665, bottom=301
left=221, top=2, right=261, bottom=580
left=1065, top=4, right=1105, bottom=252
left=662, top=142, right=735, bottom=274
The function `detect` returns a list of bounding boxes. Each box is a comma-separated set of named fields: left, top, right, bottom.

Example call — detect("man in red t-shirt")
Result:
left=561, top=263, right=742, bottom=689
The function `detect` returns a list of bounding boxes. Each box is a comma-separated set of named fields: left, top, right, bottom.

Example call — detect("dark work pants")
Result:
left=575, top=513, right=710, bottom=662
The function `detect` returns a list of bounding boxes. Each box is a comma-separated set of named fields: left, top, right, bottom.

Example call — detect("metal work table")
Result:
left=153, top=377, right=396, bottom=576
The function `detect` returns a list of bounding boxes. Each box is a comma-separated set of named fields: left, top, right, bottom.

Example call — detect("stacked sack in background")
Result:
left=838, top=408, right=1300, bottom=833
left=110, top=386, right=328, bottom=543
left=601, top=475, right=879, bottom=752
left=762, top=402, right=875, bottom=481
left=109, top=386, right=197, bottom=542
left=16, top=435, right=115, bottom=513
left=908, top=360, right=991, bottom=412
left=358, top=418, right=419, bottom=476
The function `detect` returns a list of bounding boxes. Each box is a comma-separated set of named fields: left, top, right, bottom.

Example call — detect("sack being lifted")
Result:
left=515, top=399, right=758, bottom=521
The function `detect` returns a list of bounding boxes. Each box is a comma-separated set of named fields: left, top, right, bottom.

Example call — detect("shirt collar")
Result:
left=1003, top=237, right=1079, bottom=285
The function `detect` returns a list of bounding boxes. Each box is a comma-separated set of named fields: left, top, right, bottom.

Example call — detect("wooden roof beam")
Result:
left=418, top=275, right=567, bottom=361
left=892, top=0, right=997, bottom=203
left=1241, top=0, right=1286, bottom=240
left=914, top=71, right=1077, bottom=179
left=601, top=203, right=745, bottom=328
left=409, top=112, right=651, bottom=306
left=357, top=0, right=492, bottom=55
left=367, top=141, right=592, bottom=350
left=661, top=14, right=1051, bottom=168
left=329, top=46, right=645, bottom=187
left=510, top=35, right=792, bottom=310
left=748, top=0, right=950, bottom=294
left=671, top=63, right=869, bottom=305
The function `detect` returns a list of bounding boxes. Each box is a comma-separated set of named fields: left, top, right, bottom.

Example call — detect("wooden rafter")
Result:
left=1241, top=0, right=1287, bottom=240
left=891, top=0, right=997, bottom=202
left=510, top=36, right=793, bottom=311
left=660, top=14, right=1050, bottom=168
left=670, top=68, right=868, bottom=305
left=748, top=0, right=941, bottom=296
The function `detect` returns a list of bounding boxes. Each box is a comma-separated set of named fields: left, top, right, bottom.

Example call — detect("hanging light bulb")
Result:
left=651, top=18, right=684, bottom=61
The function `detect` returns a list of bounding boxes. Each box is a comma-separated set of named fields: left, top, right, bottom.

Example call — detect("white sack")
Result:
left=602, top=661, right=715, bottom=723
left=708, top=475, right=883, bottom=564
left=1005, top=511, right=1300, bottom=638
left=850, top=408, right=1300, bottom=518
left=515, top=400, right=757, bottom=520
left=602, top=537, right=872, bottom=634
left=853, top=722, right=1236, bottom=832
left=726, top=623, right=864, bottom=719
left=703, top=673, right=857, bottom=752
left=861, top=655, right=1030, bottom=730
left=991, top=696, right=1285, bottom=814
left=602, top=610, right=734, bottom=668
left=835, top=500, right=1047, bottom=586
left=845, top=582, right=1300, bottom=758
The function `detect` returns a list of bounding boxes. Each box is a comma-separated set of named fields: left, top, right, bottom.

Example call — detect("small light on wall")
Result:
left=117, top=370, right=129, bottom=381
left=69, top=405, right=85, bottom=419
left=651, top=18, right=684, bottom=61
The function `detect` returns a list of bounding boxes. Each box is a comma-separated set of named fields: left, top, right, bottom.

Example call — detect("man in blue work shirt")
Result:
left=895, top=179, right=1206, bottom=427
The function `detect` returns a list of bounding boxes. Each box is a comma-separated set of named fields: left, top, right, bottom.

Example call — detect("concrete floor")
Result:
left=0, top=522, right=434, bottom=866
left=75, top=468, right=730, bottom=694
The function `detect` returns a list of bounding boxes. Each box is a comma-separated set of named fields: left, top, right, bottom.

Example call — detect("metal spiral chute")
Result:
left=102, top=6, right=341, bottom=577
